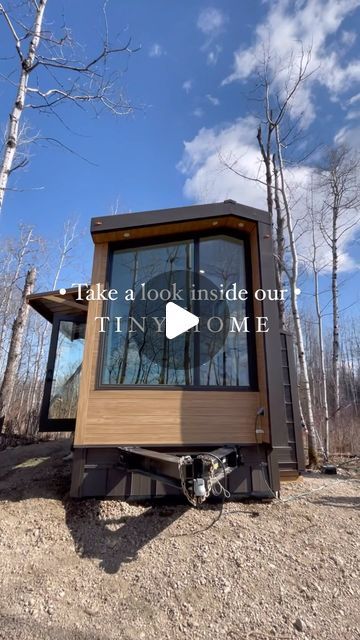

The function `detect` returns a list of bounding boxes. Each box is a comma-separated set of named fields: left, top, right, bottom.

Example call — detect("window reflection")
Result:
left=199, top=237, right=249, bottom=386
left=49, top=321, right=85, bottom=418
left=101, top=235, right=250, bottom=388
left=102, top=242, right=193, bottom=385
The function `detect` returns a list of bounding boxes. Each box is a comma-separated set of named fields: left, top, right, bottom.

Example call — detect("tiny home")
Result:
left=28, top=201, right=305, bottom=503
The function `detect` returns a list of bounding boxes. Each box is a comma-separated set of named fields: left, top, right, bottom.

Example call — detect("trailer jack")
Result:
left=117, top=446, right=241, bottom=506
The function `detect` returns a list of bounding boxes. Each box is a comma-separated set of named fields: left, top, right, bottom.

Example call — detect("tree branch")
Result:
left=0, top=3, right=23, bottom=61
left=31, top=39, right=138, bottom=73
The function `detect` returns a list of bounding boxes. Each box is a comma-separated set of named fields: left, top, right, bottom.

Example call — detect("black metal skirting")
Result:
left=70, top=444, right=275, bottom=500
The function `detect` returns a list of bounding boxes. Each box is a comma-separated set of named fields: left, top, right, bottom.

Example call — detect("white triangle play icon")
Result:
left=165, top=302, right=199, bottom=340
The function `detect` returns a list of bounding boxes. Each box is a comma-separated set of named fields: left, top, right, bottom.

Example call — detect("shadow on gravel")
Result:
left=0, top=440, right=71, bottom=501
left=0, top=443, right=189, bottom=574
left=312, top=495, right=360, bottom=510
left=64, top=499, right=188, bottom=574
left=0, top=612, right=107, bottom=640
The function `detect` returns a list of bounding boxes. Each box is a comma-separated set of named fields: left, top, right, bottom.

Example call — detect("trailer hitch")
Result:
left=117, top=445, right=241, bottom=506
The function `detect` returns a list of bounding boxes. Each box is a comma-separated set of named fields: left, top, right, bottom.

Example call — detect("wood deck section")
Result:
left=75, top=219, right=270, bottom=447
left=280, top=470, right=300, bottom=482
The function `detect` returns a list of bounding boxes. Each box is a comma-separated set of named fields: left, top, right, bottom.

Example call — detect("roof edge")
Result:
left=90, top=201, right=269, bottom=237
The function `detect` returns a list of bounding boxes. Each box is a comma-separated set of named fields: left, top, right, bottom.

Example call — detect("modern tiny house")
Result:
left=28, top=201, right=305, bottom=502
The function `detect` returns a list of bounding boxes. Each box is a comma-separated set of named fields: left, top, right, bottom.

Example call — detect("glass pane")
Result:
left=49, top=321, right=85, bottom=419
left=198, top=236, right=249, bottom=386
left=102, top=241, right=194, bottom=385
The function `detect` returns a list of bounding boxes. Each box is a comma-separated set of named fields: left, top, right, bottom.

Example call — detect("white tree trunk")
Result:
left=0, top=228, right=33, bottom=365
left=0, top=0, right=47, bottom=211
left=313, top=247, right=330, bottom=459
left=272, top=154, right=286, bottom=328
left=0, top=267, right=37, bottom=431
left=332, top=207, right=340, bottom=415
left=275, top=125, right=318, bottom=466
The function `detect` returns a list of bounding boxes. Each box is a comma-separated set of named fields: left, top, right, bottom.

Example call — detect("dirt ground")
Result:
left=0, top=439, right=359, bottom=640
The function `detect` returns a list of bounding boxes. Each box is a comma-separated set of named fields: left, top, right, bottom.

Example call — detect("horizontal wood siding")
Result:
left=80, top=389, right=263, bottom=445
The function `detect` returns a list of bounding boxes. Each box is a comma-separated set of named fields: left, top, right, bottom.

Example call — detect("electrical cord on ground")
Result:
left=175, top=411, right=359, bottom=534
left=173, top=457, right=358, bottom=535
left=254, top=410, right=277, bottom=500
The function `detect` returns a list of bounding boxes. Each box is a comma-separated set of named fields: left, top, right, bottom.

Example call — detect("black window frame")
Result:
left=96, top=227, right=258, bottom=391
left=39, top=313, right=86, bottom=432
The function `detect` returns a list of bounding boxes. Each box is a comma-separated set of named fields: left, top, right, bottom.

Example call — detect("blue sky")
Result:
left=0, top=0, right=359, bottom=316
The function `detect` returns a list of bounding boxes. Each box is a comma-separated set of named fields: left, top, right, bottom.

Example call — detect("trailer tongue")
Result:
left=118, top=445, right=264, bottom=506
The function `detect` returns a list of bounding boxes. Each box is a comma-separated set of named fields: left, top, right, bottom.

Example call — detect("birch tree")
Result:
left=309, top=207, right=330, bottom=459
left=273, top=122, right=318, bottom=466
left=318, top=146, right=360, bottom=417
left=27, top=219, right=80, bottom=415
left=222, top=48, right=319, bottom=464
left=0, top=226, right=34, bottom=368
left=0, top=0, right=135, bottom=212
left=0, top=267, right=36, bottom=431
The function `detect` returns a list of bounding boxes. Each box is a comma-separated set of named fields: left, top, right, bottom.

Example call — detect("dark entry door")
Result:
left=39, top=315, right=86, bottom=432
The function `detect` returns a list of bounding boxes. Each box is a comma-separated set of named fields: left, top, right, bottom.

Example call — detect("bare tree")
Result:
left=309, top=206, right=330, bottom=459
left=0, top=226, right=34, bottom=365
left=0, top=267, right=36, bottom=431
left=221, top=50, right=313, bottom=330
left=0, top=0, right=136, bottom=212
left=221, top=47, right=319, bottom=464
left=318, top=146, right=360, bottom=417
left=274, top=123, right=318, bottom=466
left=27, top=219, right=80, bottom=415
left=51, top=219, right=78, bottom=290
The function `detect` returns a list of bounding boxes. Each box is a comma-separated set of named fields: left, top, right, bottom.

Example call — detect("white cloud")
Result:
left=149, top=43, right=165, bottom=58
left=341, top=29, right=357, bottom=46
left=178, top=116, right=272, bottom=208
left=345, top=109, right=360, bottom=120
left=193, top=108, right=204, bottom=118
left=197, top=7, right=226, bottom=35
left=197, top=8, right=225, bottom=66
left=335, top=123, right=360, bottom=147
left=207, top=44, right=222, bottom=65
left=206, top=94, right=220, bottom=106
left=182, top=80, right=193, bottom=94
left=178, top=118, right=359, bottom=271
left=222, top=0, right=360, bottom=126
left=348, top=92, right=360, bottom=105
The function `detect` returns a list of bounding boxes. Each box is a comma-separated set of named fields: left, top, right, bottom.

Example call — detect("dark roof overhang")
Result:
left=27, top=287, right=88, bottom=324
left=90, top=201, right=269, bottom=242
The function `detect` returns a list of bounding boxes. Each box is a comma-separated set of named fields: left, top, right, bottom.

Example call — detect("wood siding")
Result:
left=82, top=390, right=263, bottom=445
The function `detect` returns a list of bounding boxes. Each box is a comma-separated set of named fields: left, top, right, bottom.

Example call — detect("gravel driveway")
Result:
left=0, top=440, right=359, bottom=640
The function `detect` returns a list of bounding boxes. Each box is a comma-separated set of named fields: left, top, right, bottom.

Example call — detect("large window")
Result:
left=102, top=241, right=193, bottom=385
left=48, top=320, right=85, bottom=419
left=39, top=316, right=86, bottom=431
left=100, top=235, right=252, bottom=388
left=199, top=237, right=248, bottom=386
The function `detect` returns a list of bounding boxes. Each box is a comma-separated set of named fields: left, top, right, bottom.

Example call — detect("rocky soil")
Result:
left=0, top=439, right=359, bottom=640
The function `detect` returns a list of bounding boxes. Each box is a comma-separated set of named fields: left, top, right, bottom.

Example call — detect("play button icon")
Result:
left=131, top=269, right=230, bottom=372
left=166, top=302, right=199, bottom=340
